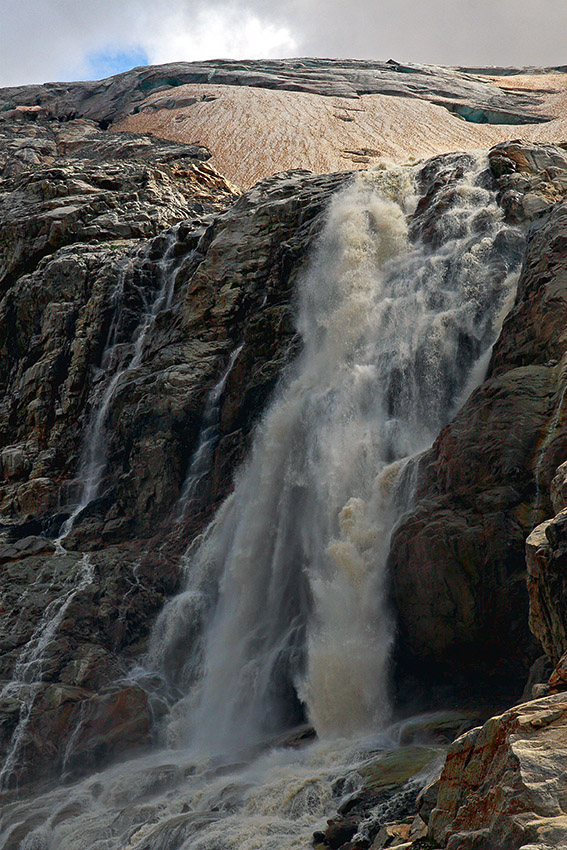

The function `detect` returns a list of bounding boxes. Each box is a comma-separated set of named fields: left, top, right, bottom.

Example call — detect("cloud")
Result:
left=140, top=4, right=297, bottom=66
left=1, top=0, right=566, bottom=88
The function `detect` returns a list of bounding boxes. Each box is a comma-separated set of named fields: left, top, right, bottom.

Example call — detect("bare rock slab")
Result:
left=429, top=693, right=567, bottom=850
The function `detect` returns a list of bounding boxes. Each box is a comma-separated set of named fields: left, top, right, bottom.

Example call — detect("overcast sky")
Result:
left=2, top=0, right=566, bottom=88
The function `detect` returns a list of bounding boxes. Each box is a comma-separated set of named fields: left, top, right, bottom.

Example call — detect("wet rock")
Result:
left=429, top=693, right=567, bottom=849
left=0, top=534, right=54, bottom=563
left=327, top=744, right=442, bottom=850
left=371, top=820, right=412, bottom=848
left=416, top=778, right=441, bottom=826
left=390, top=186, right=567, bottom=703
left=0, top=546, right=175, bottom=785
left=319, top=817, right=360, bottom=849
left=1, top=446, right=30, bottom=480
left=0, top=139, right=347, bottom=547
left=62, top=684, right=154, bottom=778
left=550, top=459, right=567, bottom=512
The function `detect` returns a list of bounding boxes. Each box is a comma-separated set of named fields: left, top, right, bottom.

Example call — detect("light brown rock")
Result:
left=429, top=693, right=567, bottom=850
left=549, top=652, right=567, bottom=694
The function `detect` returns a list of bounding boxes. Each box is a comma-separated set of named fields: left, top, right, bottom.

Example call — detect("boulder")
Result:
left=429, top=693, right=567, bottom=850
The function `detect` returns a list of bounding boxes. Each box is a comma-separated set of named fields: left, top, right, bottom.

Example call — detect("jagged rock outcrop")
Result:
left=429, top=693, right=567, bottom=850
left=526, top=456, right=567, bottom=698
left=389, top=143, right=567, bottom=703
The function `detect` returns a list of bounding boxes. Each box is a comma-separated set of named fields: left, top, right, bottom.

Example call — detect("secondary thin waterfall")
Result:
left=0, top=554, right=94, bottom=790
left=174, top=344, right=244, bottom=523
left=57, top=227, right=182, bottom=541
left=150, top=154, right=523, bottom=751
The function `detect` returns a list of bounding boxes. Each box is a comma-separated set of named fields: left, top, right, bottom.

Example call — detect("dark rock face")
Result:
left=0, top=107, right=351, bottom=787
left=389, top=144, right=567, bottom=704
left=0, top=59, right=551, bottom=127
left=0, top=114, right=237, bottom=544
left=526, top=503, right=567, bottom=672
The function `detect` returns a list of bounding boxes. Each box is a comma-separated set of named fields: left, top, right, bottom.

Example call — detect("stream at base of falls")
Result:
left=1, top=719, right=452, bottom=850
left=0, top=153, right=526, bottom=849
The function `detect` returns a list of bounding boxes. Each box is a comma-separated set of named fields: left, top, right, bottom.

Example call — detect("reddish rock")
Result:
left=429, top=693, right=567, bottom=849
left=549, top=652, right=567, bottom=694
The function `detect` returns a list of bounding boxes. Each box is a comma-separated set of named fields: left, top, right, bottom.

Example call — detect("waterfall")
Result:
left=0, top=153, right=527, bottom=850
left=149, top=153, right=523, bottom=752
left=57, top=227, right=183, bottom=543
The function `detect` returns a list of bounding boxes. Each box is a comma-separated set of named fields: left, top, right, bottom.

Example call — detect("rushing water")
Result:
left=1, top=154, right=526, bottom=848
left=148, top=154, right=523, bottom=753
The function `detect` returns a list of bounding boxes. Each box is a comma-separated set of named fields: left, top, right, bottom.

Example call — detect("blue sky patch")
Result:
left=86, top=46, right=149, bottom=80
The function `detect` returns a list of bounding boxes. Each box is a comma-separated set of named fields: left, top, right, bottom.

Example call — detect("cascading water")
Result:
left=57, top=227, right=183, bottom=543
left=149, top=153, right=523, bottom=752
left=1, top=154, right=526, bottom=850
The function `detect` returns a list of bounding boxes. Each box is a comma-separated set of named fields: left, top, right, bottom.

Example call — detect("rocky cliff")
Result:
left=0, top=102, right=355, bottom=786
left=2, top=59, right=567, bottom=850
left=389, top=143, right=567, bottom=706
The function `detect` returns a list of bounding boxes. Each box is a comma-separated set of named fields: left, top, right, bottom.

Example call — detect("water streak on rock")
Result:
left=57, top=229, right=182, bottom=543
left=175, top=343, right=244, bottom=523
left=0, top=554, right=94, bottom=790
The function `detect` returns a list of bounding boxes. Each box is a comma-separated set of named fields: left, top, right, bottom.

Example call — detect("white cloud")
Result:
left=1, top=0, right=567, bottom=88
left=141, top=5, right=297, bottom=65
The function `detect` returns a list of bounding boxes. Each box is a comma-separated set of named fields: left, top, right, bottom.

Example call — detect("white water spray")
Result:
left=151, top=154, right=524, bottom=751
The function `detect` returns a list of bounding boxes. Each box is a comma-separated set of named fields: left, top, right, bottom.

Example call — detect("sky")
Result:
left=2, top=0, right=567, bottom=88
